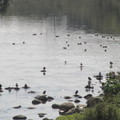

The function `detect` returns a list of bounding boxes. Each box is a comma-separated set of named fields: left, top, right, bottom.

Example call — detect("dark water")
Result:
left=1, top=0, right=120, bottom=34
left=0, top=0, right=120, bottom=120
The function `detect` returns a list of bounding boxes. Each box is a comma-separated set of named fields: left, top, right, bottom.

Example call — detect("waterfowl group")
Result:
left=4, top=84, right=30, bottom=92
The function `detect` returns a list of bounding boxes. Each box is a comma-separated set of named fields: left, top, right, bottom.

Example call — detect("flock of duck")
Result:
left=0, top=83, right=30, bottom=92
left=9, top=32, right=116, bottom=95
left=0, top=32, right=118, bottom=120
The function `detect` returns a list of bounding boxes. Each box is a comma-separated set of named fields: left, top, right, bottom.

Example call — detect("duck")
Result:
left=80, top=63, right=83, bottom=67
left=14, top=83, right=20, bottom=90
left=23, top=41, right=25, bottom=44
left=75, top=90, right=78, bottom=95
left=110, top=62, right=113, bottom=65
left=41, top=67, right=46, bottom=72
left=55, top=35, right=59, bottom=37
left=43, top=90, right=46, bottom=94
left=12, top=43, right=15, bottom=45
left=22, top=84, right=30, bottom=89
left=88, top=77, right=92, bottom=81
left=0, top=84, right=2, bottom=89
left=5, top=86, right=12, bottom=91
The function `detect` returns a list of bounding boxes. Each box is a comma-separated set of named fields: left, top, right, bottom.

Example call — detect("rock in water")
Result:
left=84, top=94, right=93, bottom=100
left=32, top=99, right=41, bottom=105
left=35, top=95, right=48, bottom=103
left=38, top=113, right=46, bottom=118
left=13, top=115, right=27, bottom=120
left=59, top=102, right=75, bottom=112
left=52, top=104, right=60, bottom=109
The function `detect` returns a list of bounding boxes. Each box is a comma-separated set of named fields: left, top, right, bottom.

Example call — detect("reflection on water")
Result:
left=0, top=0, right=120, bottom=120
left=0, top=0, right=8, bottom=15
left=1, top=0, right=120, bottom=34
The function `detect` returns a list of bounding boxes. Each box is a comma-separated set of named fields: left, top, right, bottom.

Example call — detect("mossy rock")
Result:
left=87, top=97, right=103, bottom=107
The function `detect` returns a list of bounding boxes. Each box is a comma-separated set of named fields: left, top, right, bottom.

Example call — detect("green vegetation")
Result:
left=56, top=113, right=84, bottom=120
left=83, top=103, right=120, bottom=120
left=56, top=72, right=120, bottom=120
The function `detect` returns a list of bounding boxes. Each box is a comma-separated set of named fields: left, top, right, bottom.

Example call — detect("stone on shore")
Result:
left=65, top=108, right=81, bottom=115
left=87, top=97, right=103, bottom=107
left=76, top=104, right=87, bottom=109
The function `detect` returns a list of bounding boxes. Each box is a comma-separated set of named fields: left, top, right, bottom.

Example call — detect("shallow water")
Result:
left=0, top=0, right=120, bottom=120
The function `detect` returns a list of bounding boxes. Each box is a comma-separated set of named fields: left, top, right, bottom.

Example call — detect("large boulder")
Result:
left=87, top=97, right=103, bottom=107
left=59, top=102, right=75, bottom=112
left=35, top=95, right=48, bottom=103
left=13, top=115, right=27, bottom=120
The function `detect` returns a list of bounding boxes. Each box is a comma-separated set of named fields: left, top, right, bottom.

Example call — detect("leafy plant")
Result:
left=84, top=103, right=120, bottom=120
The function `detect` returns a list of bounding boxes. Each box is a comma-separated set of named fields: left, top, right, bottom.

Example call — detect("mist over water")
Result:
left=0, top=0, right=120, bottom=119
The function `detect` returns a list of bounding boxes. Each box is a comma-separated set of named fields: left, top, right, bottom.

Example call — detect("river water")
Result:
left=0, top=0, right=120, bottom=120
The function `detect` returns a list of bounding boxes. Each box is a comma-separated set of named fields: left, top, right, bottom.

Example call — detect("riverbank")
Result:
left=1, top=72, right=120, bottom=120
left=56, top=72, right=120, bottom=120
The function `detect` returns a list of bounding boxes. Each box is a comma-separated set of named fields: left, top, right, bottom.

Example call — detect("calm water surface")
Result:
left=0, top=0, right=120, bottom=119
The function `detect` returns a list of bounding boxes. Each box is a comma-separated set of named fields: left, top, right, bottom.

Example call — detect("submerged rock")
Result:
left=38, top=113, right=46, bottom=118
left=27, top=107, right=36, bottom=109
left=64, top=96, right=72, bottom=99
left=28, top=91, right=36, bottom=94
left=84, top=94, right=93, bottom=100
left=32, top=99, right=41, bottom=105
left=35, top=95, right=48, bottom=103
left=13, top=105, right=21, bottom=109
left=13, top=115, right=27, bottom=120
left=74, top=99, right=80, bottom=103
left=47, top=96, right=54, bottom=102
